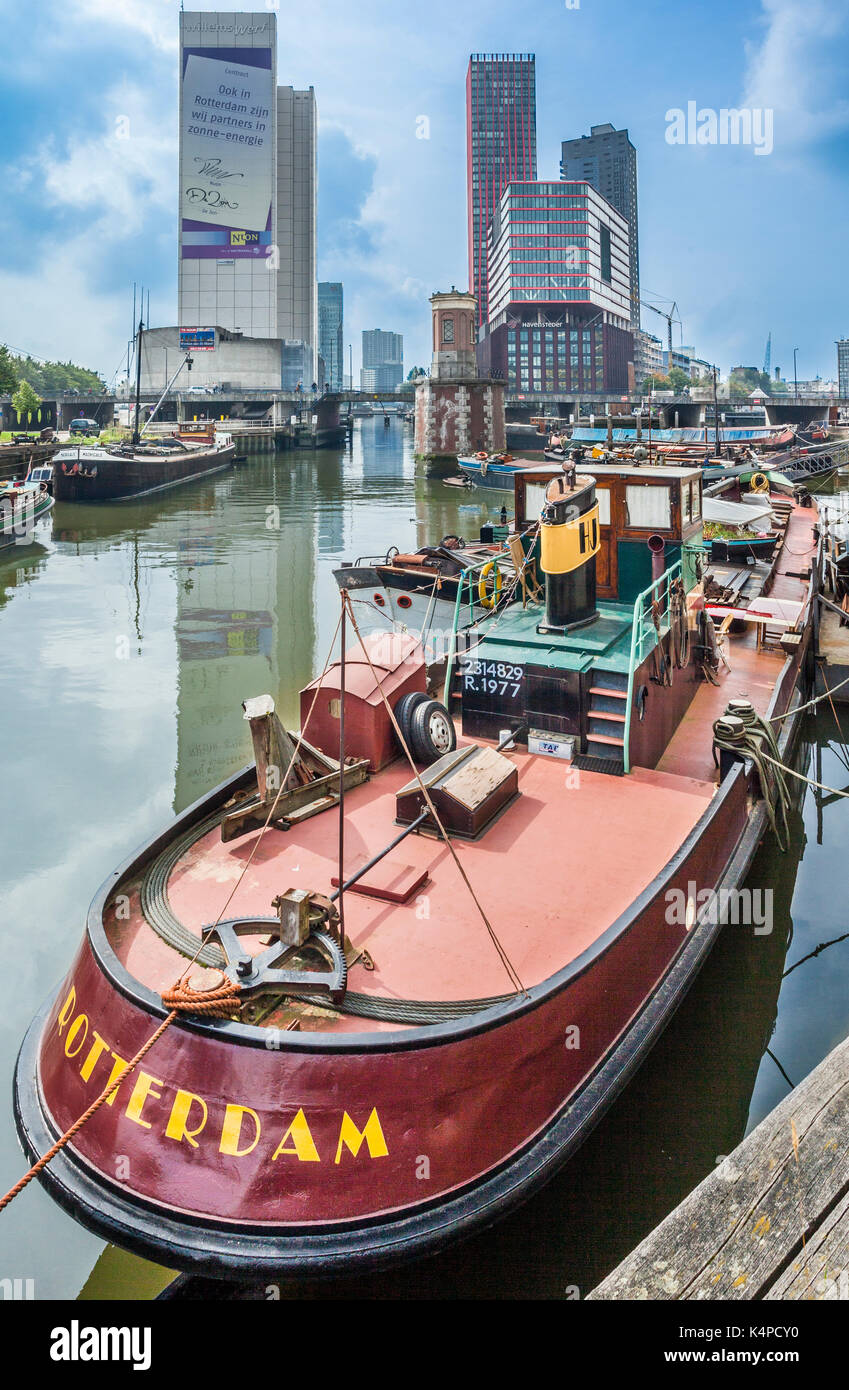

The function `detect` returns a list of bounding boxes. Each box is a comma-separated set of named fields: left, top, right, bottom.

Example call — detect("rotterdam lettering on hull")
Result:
left=54, top=987, right=390, bottom=1166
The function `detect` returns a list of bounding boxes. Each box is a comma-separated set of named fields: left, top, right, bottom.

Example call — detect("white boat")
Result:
left=0, top=480, right=55, bottom=554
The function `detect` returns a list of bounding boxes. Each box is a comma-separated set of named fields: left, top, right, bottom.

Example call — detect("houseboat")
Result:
left=14, top=458, right=819, bottom=1277
left=0, top=480, right=54, bottom=556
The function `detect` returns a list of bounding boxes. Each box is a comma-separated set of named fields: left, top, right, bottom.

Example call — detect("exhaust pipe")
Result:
left=647, top=533, right=666, bottom=582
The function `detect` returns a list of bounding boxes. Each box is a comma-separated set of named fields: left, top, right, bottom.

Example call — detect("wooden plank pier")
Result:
left=588, top=1031, right=849, bottom=1300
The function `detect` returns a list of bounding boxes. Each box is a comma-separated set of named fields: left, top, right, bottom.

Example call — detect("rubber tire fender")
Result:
left=393, top=690, right=429, bottom=753
left=410, top=699, right=457, bottom=765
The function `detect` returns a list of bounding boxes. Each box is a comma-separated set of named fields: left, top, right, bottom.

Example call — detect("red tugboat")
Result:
left=13, top=461, right=820, bottom=1276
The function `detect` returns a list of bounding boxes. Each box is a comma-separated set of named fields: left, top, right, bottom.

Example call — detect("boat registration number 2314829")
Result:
left=461, top=658, right=524, bottom=703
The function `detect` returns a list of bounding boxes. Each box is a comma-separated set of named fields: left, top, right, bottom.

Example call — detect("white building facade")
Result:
left=177, top=12, right=316, bottom=386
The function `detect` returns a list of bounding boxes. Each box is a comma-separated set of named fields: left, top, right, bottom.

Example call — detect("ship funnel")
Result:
left=537, top=473, right=600, bottom=634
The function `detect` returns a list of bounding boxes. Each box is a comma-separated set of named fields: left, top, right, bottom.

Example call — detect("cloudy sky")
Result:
left=1, top=0, right=848, bottom=383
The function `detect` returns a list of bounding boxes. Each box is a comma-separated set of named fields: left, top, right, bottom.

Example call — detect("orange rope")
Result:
left=1, top=610, right=347, bottom=1215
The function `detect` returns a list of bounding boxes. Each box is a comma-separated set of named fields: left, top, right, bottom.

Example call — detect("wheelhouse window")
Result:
left=626, top=484, right=671, bottom=530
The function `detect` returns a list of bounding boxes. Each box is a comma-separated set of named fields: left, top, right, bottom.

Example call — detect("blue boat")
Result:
left=457, top=455, right=533, bottom=490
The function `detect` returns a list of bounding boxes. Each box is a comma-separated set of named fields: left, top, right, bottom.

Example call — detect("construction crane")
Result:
left=763, top=331, right=772, bottom=376
left=640, top=297, right=681, bottom=356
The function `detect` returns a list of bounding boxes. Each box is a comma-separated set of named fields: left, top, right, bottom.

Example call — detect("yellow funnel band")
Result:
left=540, top=502, right=600, bottom=575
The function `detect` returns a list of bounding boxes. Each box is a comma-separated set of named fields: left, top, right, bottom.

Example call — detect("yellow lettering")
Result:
left=124, top=1070, right=164, bottom=1129
left=334, top=1109, right=389, bottom=1164
left=104, top=1051, right=131, bottom=1107
left=219, top=1104, right=261, bottom=1157
left=79, top=1031, right=110, bottom=1082
left=272, top=1108, right=320, bottom=1162
left=64, top=1014, right=89, bottom=1058
left=56, top=987, right=77, bottom=1034
left=165, top=1089, right=208, bottom=1148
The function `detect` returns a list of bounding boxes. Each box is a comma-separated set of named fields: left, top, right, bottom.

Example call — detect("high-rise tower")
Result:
left=560, top=124, right=640, bottom=328
left=178, top=12, right=317, bottom=378
left=466, top=54, right=537, bottom=329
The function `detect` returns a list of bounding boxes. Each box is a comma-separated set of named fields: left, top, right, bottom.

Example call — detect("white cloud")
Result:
left=28, top=82, right=175, bottom=225
left=69, top=0, right=178, bottom=53
left=742, top=0, right=849, bottom=145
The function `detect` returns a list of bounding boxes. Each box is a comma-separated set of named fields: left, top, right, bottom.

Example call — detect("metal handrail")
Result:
left=622, top=559, right=683, bottom=774
left=442, top=555, right=505, bottom=705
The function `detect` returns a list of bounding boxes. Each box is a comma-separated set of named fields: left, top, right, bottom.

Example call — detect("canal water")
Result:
left=1, top=420, right=848, bottom=1300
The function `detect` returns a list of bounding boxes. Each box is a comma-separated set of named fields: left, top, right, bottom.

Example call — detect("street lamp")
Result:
left=793, top=347, right=799, bottom=402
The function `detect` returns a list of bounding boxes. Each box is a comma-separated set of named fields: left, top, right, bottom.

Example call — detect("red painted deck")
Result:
left=107, top=495, right=815, bottom=1034
left=110, top=755, right=714, bottom=1028
left=659, top=496, right=814, bottom=783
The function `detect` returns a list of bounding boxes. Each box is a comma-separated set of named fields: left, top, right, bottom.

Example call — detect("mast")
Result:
left=132, top=316, right=144, bottom=445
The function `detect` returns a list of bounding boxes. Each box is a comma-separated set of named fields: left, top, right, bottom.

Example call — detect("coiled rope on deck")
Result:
left=712, top=699, right=791, bottom=851
left=0, top=975, right=241, bottom=1214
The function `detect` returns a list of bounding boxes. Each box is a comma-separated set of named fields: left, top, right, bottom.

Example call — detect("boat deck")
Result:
left=660, top=497, right=814, bottom=782
left=107, top=494, right=815, bottom=1035
left=110, top=752, right=715, bottom=1032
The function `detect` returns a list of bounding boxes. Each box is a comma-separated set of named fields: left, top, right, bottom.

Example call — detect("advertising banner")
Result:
left=180, top=47, right=273, bottom=259
left=179, top=328, right=216, bottom=351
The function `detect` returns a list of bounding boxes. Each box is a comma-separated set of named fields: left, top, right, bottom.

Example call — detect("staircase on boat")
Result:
left=574, top=666, right=628, bottom=775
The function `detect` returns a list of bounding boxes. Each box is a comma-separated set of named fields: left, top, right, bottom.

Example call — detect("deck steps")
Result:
left=582, top=665, right=628, bottom=773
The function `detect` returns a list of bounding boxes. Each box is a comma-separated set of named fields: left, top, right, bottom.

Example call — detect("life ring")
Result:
left=475, top=451, right=487, bottom=461
left=750, top=472, right=769, bottom=493
left=478, top=561, right=502, bottom=609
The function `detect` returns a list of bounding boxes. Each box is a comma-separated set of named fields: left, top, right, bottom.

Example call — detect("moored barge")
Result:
left=13, top=458, right=820, bottom=1276
left=52, top=425, right=235, bottom=503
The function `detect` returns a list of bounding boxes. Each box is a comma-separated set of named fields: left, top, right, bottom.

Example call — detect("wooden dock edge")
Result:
left=587, top=1031, right=849, bottom=1300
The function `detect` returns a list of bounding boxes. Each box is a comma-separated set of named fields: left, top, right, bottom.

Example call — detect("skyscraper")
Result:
left=177, top=12, right=317, bottom=376
left=478, top=180, right=633, bottom=395
left=277, top=85, right=318, bottom=381
left=560, top=124, right=640, bottom=328
left=361, top=330, right=403, bottom=392
left=318, top=283, right=344, bottom=390
left=466, top=54, right=537, bottom=329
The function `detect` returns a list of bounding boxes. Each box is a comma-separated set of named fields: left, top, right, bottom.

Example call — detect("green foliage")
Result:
left=667, top=366, right=691, bottom=393
left=12, top=379, right=41, bottom=424
left=643, top=373, right=672, bottom=391
left=728, top=366, right=772, bottom=397
left=4, top=353, right=105, bottom=395
left=0, top=345, right=18, bottom=393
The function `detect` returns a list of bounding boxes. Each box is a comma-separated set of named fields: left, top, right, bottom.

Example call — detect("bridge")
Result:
left=1, top=385, right=843, bottom=435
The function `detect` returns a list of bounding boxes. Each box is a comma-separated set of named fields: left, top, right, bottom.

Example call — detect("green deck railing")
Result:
left=622, top=559, right=683, bottom=774
left=441, top=555, right=506, bottom=705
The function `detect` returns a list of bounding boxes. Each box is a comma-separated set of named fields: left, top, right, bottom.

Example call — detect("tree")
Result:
left=6, top=354, right=105, bottom=395
left=0, top=345, right=18, bottom=394
left=643, top=373, right=672, bottom=391
left=727, top=366, right=772, bottom=397
left=667, top=366, right=691, bottom=394
left=12, top=379, right=42, bottom=430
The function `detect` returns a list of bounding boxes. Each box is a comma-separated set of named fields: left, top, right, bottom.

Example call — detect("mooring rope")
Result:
left=712, top=701, right=791, bottom=851
left=0, top=608, right=348, bottom=1215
